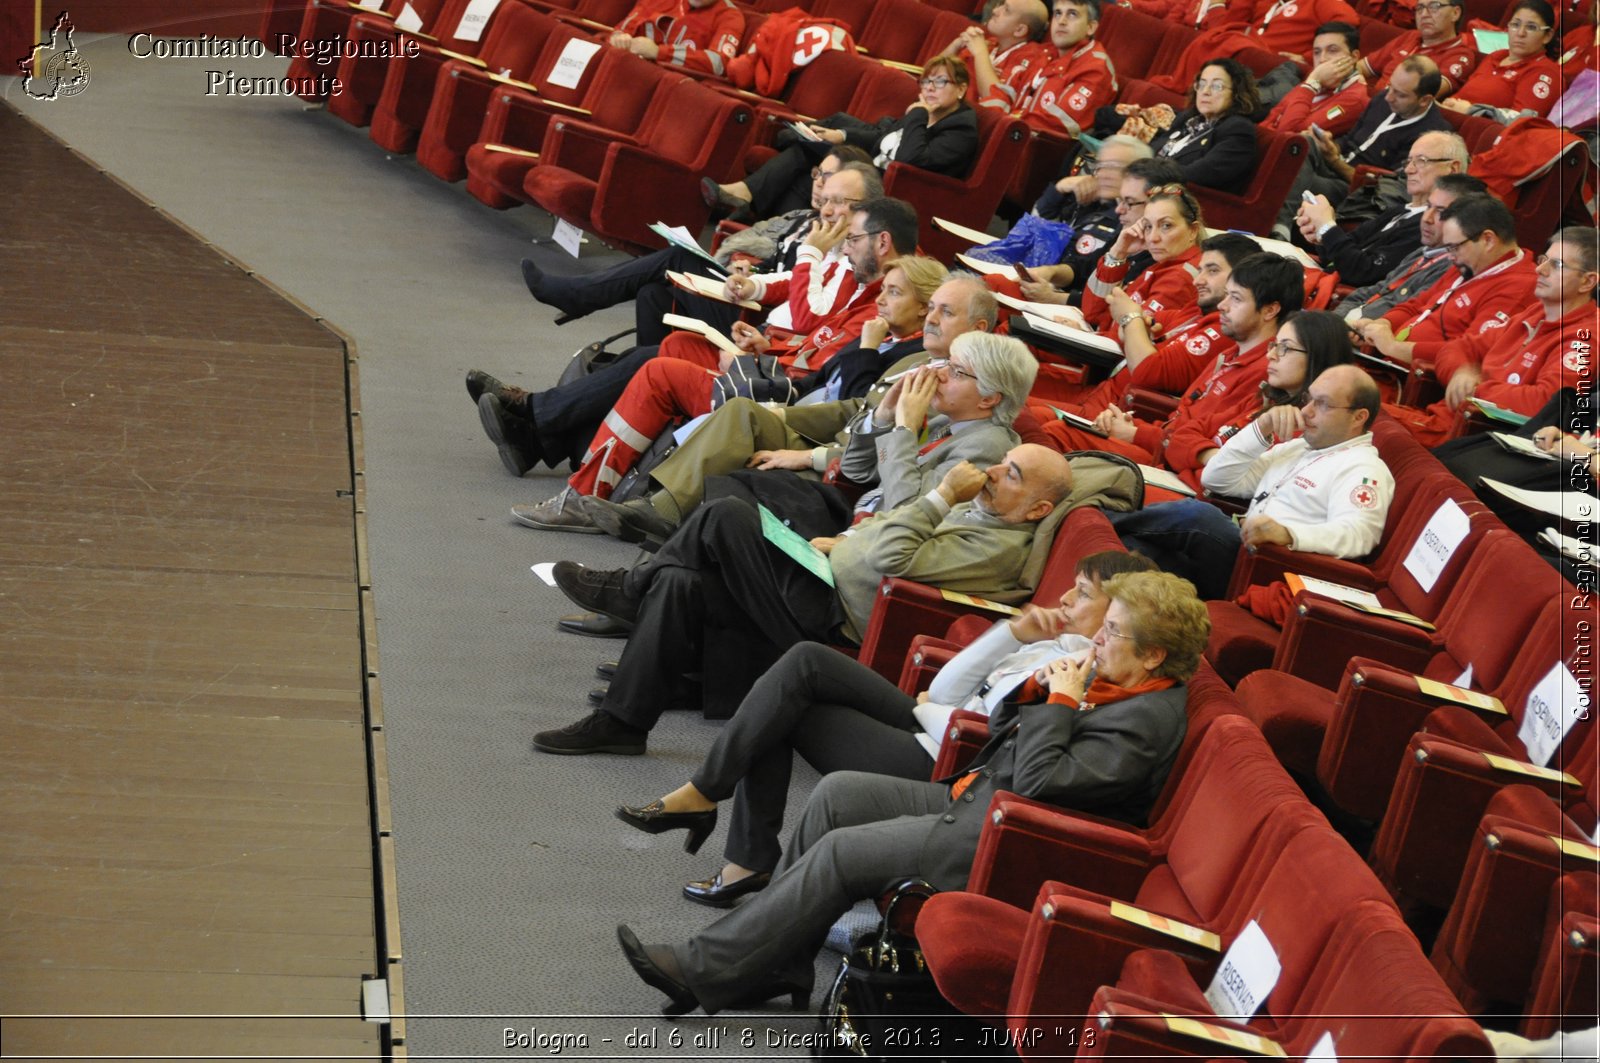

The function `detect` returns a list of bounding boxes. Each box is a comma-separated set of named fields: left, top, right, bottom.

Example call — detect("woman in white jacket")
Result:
left=614, top=550, right=1157, bottom=907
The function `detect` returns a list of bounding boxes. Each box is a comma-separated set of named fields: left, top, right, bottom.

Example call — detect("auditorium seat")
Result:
left=1095, top=5, right=1169, bottom=78
left=521, top=77, right=757, bottom=253
left=1231, top=531, right=1558, bottom=821
left=284, top=0, right=425, bottom=101
left=807, top=0, right=877, bottom=38
left=728, top=49, right=918, bottom=170
left=414, top=2, right=573, bottom=182
left=367, top=0, right=510, bottom=153
left=464, top=46, right=677, bottom=208
left=1190, top=125, right=1306, bottom=235
left=1522, top=870, right=1600, bottom=1039
left=855, top=1, right=973, bottom=67
left=885, top=103, right=1029, bottom=262
left=1078, top=902, right=1491, bottom=1062
left=1427, top=785, right=1597, bottom=1017
left=325, top=0, right=450, bottom=126
left=855, top=503, right=1124, bottom=682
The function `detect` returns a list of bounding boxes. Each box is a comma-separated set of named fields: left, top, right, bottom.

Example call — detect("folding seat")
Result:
left=1079, top=901, right=1492, bottom=1062
left=730, top=49, right=918, bottom=169
left=414, top=2, right=569, bottom=181
left=857, top=0, right=971, bottom=68
left=885, top=103, right=1030, bottom=263
left=1366, top=595, right=1595, bottom=912
left=1425, top=785, right=1598, bottom=1017
left=856, top=503, right=1122, bottom=681
left=1357, top=16, right=1407, bottom=56
left=1206, top=470, right=1493, bottom=689
left=259, top=0, right=309, bottom=51
left=1233, top=532, right=1561, bottom=822
left=325, top=0, right=450, bottom=126
left=1522, top=871, right=1600, bottom=1039
left=282, top=0, right=424, bottom=100
left=806, top=0, right=876, bottom=38
left=921, top=789, right=1385, bottom=1060
left=367, top=0, right=512, bottom=153
left=464, top=46, right=676, bottom=208
left=1095, top=5, right=1167, bottom=79
left=1190, top=125, right=1307, bottom=235
left=521, top=77, right=757, bottom=253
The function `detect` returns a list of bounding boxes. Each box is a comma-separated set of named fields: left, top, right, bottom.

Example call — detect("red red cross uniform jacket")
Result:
left=1261, top=75, right=1369, bottom=137
left=1385, top=302, right=1597, bottom=447
left=1379, top=251, right=1539, bottom=367
left=1035, top=310, right=1227, bottom=415
left=1008, top=39, right=1119, bottom=137
left=1153, top=0, right=1358, bottom=89
left=617, top=0, right=743, bottom=76
left=1452, top=50, right=1562, bottom=117
left=967, top=37, right=1054, bottom=107
left=1361, top=31, right=1478, bottom=94
left=1082, top=245, right=1203, bottom=338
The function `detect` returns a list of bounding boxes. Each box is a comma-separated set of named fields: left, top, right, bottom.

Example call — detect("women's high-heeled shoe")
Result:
left=615, top=800, right=718, bottom=855
left=682, top=869, right=772, bottom=908
left=617, top=925, right=699, bottom=1016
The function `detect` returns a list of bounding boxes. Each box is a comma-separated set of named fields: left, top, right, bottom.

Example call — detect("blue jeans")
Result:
left=1107, top=500, right=1243, bottom=601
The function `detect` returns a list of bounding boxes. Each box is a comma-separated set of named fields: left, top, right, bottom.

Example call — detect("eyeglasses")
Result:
left=943, top=360, right=978, bottom=381
left=1535, top=254, right=1591, bottom=272
left=918, top=76, right=954, bottom=89
left=1439, top=235, right=1479, bottom=253
left=1115, top=196, right=1148, bottom=210
left=1085, top=159, right=1127, bottom=175
left=817, top=195, right=863, bottom=208
left=1266, top=340, right=1308, bottom=357
left=810, top=166, right=839, bottom=182
left=1305, top=396, right=1356, bottom=413
left=1193, top=79, right=1229, bottom=94
left=1100, top=620, right=1137, bottom=642
left=841, top=229, right=884, bottom=246
left=1402, top=155, right=1454, bottom=169
left=1507, top=19, right=1549, bottom=32
left=1414, top=1, right=1458, bottom=13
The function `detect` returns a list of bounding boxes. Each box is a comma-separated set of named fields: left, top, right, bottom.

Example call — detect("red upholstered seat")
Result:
left=368, top=0, right=506, bottom=153
left=731, top=50, right=918, bottom=170
left=465, top=46, right=677, bottom=208
left=1232, top=534, right=1564, bottom=822
left=1078, top=902, right=1491, bottom=1062
left=1191, top=125, right=1306, bottom=236
left=855, top=0, right=970, bottom=66
left=325, top=0, right=449, bottom=126
left=884, top=103, right=1029, bottom=263
left=521, top=76, right=757, bottom=253
left=415, top=2, right=572, bottom=182
left=1522, top=871, right=1600, bottom=1039
left=856, top=503, right=1125, bottom=681
left=285, top=0, right=436, bottom=104
left=1427, top=785, right=1593, bottom=1016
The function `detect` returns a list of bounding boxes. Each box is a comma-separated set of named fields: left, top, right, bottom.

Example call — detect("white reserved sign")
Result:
left=453, top=0, right=504, bottom=42
left=1519, top=661, right=1585, bottom=766
left=547, top=38, right=602, bottom=90
left=1402, top=498, right=1470, bottom=592
left=393, top=2, right=423, bottom=32
left=1204, top=920, right=1281, bottom=1020
left=552, top=219, right=585, bottom=258
left=1307, top=1032, right=1338, bottom=1061
left=357, top=0, right=384, bottom=10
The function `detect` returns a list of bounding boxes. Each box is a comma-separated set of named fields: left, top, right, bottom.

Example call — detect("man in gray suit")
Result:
left=616, top=570, right=1207, bottom=1014
left=532, top=439, right=1074, bottom=753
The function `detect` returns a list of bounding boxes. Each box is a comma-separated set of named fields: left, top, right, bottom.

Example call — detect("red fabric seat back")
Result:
left=524, top=17, right=608, bottom=106
left=782, top=49, right=916, bottom=125
left=1524, top=870, right=1600, bottom=1039
left=1028, top=506, right=1125, bottom=608
left=584, top=46, right=682, bottom=129
left=1097, top=5, right=1168, bottom=76
left=1369, top=479, right=1494, bottom=620
left=807, top=0, right=876, bottom=36
left=475, top=1, right=560, bottom=80
left=1431, top=531, right=1562, bottom=696
left=426, top=0, right=507, bottom=56
left=642, top=77, right=754, bottom=171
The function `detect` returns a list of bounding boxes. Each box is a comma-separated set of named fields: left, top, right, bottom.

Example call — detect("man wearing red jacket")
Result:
left=942, top=0, right=1052, bottom=103
left=1352, top=194, right=1536, bottom=381
left=1000, top=0, right=1119, bottom=138
left=609, top=0, right=743, bottom=76
left=1152, top=0, right=1360, bottom=90
left=1260, top=22, right=1369, bottom=139
left=1359, top=0, right=1477, bottom=95
left=1040, top=254, right=1304, bottom=490
left=1387, top=227, right=1597, bottom=446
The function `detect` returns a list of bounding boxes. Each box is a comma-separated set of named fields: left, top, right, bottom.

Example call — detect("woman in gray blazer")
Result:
left=617, top=570, right=1211, bottom=1016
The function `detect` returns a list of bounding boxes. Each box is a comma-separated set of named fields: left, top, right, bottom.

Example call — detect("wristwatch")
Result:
left=1102, top=253, right=1125, bottom=269
left=1117, top=309, right=1143, bottom=328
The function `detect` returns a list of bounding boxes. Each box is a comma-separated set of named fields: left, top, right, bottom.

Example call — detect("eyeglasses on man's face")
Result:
left=1439, top=234, right=1479, bottom=254
left=1414, top=1, right=1458, bottom=13
left=841, top=229, right=884, bottom=247
left=817, top=195, right=863, bottom=208
left=1402, top=155, right=1453, bottom=170
left=1304, top=396, right=1355, bottom=413
left=943, top=359, right=977, bottom=382
left=810, top=165, right=839, bottom=182
left=1115, top=196, right=1148, bottom=210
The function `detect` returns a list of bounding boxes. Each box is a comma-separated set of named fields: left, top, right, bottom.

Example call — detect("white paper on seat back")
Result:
left=454, top=0, right=504, bottom=42
left=1402, top=497, right=1470, bottom=592
left=1519, top=661, right=1585, bottom=766
left=1204, top=919, right=1281, bottom=1020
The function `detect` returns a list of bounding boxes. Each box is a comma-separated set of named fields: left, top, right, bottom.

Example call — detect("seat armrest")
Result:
left=968, top=790, right=1154, bottom=909
left=1273, top=593, right=1437, bottom=690
left=1224, top=543, right=1379, bottom=599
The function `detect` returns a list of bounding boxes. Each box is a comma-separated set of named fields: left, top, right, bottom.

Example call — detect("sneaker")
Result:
left=511, top=489, right=603, bottom=534
left=466, top=369, right=530, bottom=408
left=532, top=709, right=647, bottom=756
left=478, top=393, right=536, bottom=477
left=552, top=560, right=642, bottom=623
left=582, top=495, right=678, bottom=547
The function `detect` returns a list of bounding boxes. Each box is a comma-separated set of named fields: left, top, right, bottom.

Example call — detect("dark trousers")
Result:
left=1107, top=500, right=1244, bottom=602
left=524, top=346, right=656, bottom=466
left=691, top=642, right=931, bottom=871
left=603, top=498, right=843, bottom=729
left=744, top=140, right=829, bottom=218
left=537, top=245, right=741, bottom=345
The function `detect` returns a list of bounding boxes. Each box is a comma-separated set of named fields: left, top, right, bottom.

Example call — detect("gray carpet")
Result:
left=6, top=34, right=828, bottom=1058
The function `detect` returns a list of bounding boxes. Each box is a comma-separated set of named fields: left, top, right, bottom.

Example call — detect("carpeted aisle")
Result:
left=5, top=28, right=822, bottom=1060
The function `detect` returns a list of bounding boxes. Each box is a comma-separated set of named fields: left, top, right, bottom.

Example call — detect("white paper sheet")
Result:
left=1204, top=920, right=1281, bottom=1020
left=1402, top=497, right=1470, bottom=592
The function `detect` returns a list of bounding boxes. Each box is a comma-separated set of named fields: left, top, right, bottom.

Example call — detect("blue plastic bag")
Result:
left=967, top=214, right=1076, bottom=269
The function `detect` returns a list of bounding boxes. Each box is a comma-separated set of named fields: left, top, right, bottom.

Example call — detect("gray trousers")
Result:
left=671, top=770, right=952, bottom=1014
left=691, top=642, right=934, bottom=872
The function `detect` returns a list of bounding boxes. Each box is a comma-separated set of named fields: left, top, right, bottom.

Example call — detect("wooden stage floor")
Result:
left=0, top=104, right=385, bottom=1060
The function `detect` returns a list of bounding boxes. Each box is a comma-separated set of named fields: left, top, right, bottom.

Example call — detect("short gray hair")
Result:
left=1098, top=134, right=1154, bottom=161
left=950, top=331, right=1037, bottom=425
left=946, top=271, right=1000, bottom=329
left=835, top=161, right=884, bottom=201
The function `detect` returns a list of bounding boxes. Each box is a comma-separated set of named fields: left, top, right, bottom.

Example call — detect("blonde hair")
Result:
left=1102, top=571, right=1210, bottom=680
left=887, top=255, right=949, bottom=306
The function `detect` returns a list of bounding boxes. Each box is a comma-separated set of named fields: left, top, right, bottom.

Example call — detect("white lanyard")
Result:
left=1406, top=250, right=1525, bottom=331
left=1346, top=105, right=1430, bottom=161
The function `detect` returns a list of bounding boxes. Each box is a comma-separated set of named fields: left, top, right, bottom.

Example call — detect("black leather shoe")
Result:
left=521, top=258, right=587, bottom=322
left=531, top=709, right=646, bottom=755
left=617, top=801, right=718, bottom=854
left=587, top=686, right=607, bottom=706
left=552, top=561, right=641, bottom=623
left=557, top=612, right=632, bottom=638
left=582, top=495, right=677, bottom=548
left=596, top=660, right=619, bottom=680
left=683, top=869, right=772, bottom=908
left=617, top=925, right=698, bottom=1016
left=478, top=393, right=538, bottom=476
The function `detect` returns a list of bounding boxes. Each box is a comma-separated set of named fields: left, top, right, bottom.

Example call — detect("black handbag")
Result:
left=555, top=327, right=637, bottom=387
left=812, top=880, right=989, bottom=1061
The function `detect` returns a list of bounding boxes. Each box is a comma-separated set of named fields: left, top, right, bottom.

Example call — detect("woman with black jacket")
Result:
left=703, top=55, right=980, bottom=220
left=1144, top=57, right=1260, bottom=191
